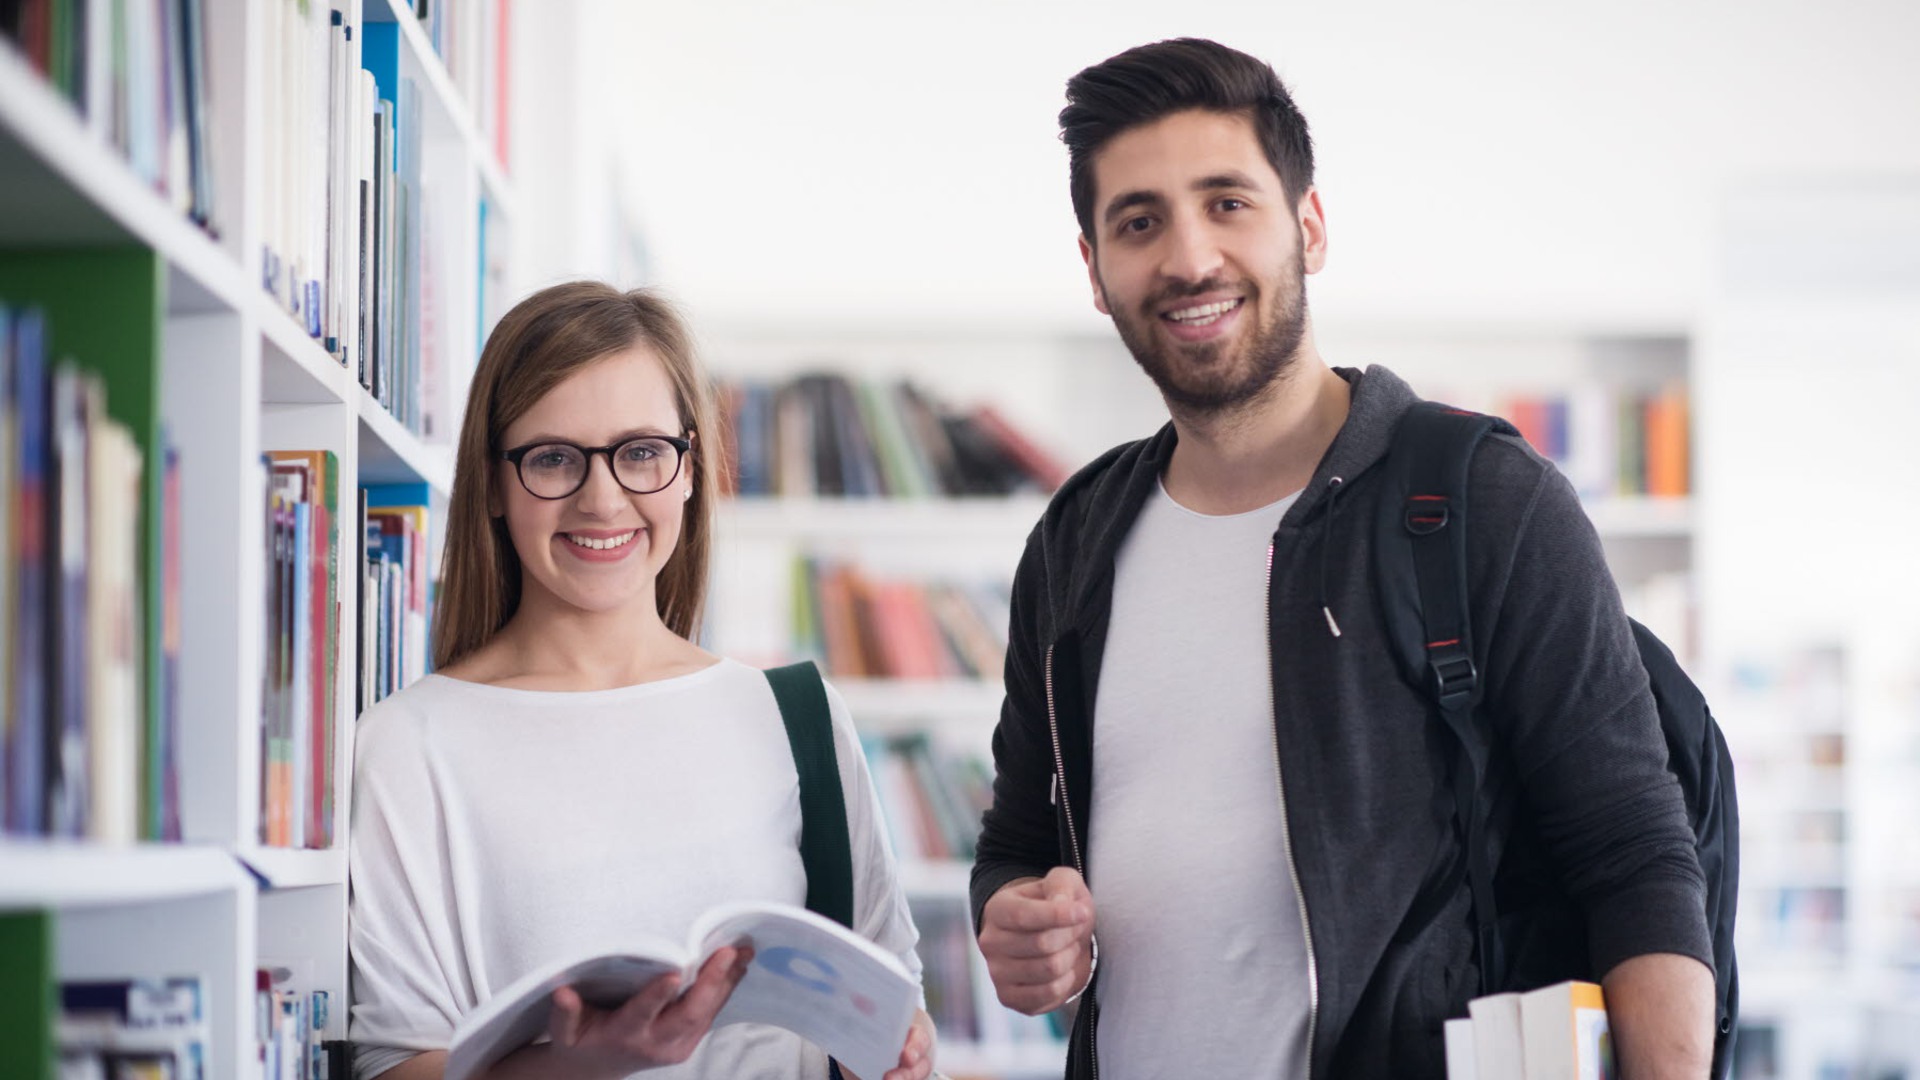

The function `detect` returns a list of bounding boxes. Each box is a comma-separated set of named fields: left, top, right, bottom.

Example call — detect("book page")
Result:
left=445, top=946, right=684, bottom=1080
left=693, top=902, right=916, bottom=1080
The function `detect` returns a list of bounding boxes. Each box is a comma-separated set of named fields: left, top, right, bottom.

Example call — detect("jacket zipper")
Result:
left=1044, top=643, right=1084, bottom=872
left=1269, top=540, right=1320, bottom=1078
left=1044, top=642, right=1096, bottom=1080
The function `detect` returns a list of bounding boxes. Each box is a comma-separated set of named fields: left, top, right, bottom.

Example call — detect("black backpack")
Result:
left=1373, top=401, right=1740, bottom=1078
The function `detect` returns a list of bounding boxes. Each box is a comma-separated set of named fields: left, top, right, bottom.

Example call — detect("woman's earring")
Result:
left=683, top=488, right=692, bottom=501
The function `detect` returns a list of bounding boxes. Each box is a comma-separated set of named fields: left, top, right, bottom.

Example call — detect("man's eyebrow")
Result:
left=1193, top=170, right=1265, bottom=193
left=1102, top=190, right=1165, bottom=226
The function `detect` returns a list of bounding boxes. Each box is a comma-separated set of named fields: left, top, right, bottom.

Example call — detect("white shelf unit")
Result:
left=0, top=0, right=512, bottom=1072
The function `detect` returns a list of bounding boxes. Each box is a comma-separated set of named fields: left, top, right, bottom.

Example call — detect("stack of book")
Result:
left=1446, top=980, right=1612, bottom=1080
left=254, top=971, right=341, bottom=1080
left=790, top=558, right=1009, bottom=680
left=256, top=2, right=435, bottom=435
left=721, top=374, right=1069, bottom=498
left=2, top=306, right=181, bottom=844
left=358, top=485, right=430, bottom=711
left=259, top=450, right=341, bottom=850
left=1475, top=384, right=1691, bottom=500
left=0, top=0, right=218, bottom=231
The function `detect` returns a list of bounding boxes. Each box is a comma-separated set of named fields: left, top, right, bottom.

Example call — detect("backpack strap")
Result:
left=1377, top=401, right=1517, bottom=995
left=764, top=661, right=856, bottom=929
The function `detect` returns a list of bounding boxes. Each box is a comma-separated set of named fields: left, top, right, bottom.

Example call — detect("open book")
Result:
left=445, top=901, right=918, bottom=1080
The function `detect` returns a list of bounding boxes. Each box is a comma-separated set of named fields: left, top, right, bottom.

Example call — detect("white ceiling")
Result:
left=523, top=0, right=1920, bottom=334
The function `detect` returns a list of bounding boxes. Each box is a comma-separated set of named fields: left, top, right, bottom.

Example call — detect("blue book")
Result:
left=0, top=306, right=10, bottom=830
left=8, top=311, right=46, bottom=834
left=48, top=365, right=90, bottom=838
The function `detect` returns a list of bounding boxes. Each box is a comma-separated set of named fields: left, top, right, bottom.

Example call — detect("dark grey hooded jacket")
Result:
left=970, top=364, right=1711, bottom=1079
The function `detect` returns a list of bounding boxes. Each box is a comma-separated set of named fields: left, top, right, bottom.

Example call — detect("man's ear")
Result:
left=1298, top=187, right=1329, bottom=275
left=1079, top=234, right=1110, bottom=315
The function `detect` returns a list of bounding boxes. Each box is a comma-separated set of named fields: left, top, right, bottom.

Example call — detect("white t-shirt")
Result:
left=1088, top=482, right=1311, bottom=1078
left=347, top=657, right=922, bottom=1079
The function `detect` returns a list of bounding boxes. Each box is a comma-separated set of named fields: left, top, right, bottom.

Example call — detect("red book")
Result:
left=970, top=405, right=1070, bottom=490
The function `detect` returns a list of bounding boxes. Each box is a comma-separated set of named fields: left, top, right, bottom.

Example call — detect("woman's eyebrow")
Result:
left=512, top=424, right=679, bottom=445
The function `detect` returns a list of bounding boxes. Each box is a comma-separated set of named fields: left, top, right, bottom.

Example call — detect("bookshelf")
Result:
left=0, top=0, right=512, bottom=1074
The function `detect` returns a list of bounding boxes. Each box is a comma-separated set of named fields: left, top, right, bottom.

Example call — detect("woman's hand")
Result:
left=840, top=1008, right=936, bottom=1080
left=543, top=945, right=753, bottom=1077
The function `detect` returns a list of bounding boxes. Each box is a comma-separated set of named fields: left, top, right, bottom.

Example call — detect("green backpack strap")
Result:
left=764, top=661, right=855, bottom=930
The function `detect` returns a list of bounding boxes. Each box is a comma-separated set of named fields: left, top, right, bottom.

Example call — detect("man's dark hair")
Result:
left=1061, top=38, right=1315, bottom=244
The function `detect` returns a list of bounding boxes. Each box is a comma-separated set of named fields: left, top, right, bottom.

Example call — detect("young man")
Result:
left=970, top=38, right=1716, bottom=1079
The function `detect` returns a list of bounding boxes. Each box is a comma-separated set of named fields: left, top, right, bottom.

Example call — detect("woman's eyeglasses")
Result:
left=498, top=435, right=692, bottom=500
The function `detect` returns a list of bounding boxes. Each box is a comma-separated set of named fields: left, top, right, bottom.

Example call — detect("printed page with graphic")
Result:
left=445, top=901, right=916, bottom=1080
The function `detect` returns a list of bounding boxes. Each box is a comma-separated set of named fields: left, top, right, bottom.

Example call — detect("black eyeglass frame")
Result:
left=497, top=434, right=694, bottom=500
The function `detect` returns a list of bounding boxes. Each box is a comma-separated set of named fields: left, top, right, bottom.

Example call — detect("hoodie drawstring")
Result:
left=1319, top=476, right=1345, bottom=637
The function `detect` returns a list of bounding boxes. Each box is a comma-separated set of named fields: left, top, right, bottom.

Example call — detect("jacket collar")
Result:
left=1039, top=364, right=1423, bottom=636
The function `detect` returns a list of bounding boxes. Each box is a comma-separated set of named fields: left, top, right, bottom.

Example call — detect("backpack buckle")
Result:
left=1428, top=651, right=1478, bottom=709
left=1406, top=496, right=1450, bottom=536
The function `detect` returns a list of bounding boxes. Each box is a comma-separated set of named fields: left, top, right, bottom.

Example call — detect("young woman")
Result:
left=348, top=282, right=936, bottom=1080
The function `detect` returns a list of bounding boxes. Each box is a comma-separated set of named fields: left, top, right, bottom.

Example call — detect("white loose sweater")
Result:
left=347, top=658, right=922, bottom=1079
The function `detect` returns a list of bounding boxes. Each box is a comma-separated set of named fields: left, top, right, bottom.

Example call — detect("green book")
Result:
left=0, top=909, right=55, bottom=1080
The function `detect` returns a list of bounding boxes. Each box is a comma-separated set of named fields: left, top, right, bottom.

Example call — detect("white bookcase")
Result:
left=0, top=0, right=512, bottom=1074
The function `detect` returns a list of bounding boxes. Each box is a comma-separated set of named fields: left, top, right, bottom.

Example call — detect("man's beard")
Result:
left=1107, top=253, right=1308, bottom=416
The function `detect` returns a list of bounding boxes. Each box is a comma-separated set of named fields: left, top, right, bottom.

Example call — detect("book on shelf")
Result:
left=790, top=557, right=1008, bottom=681
left=0, top=305, right=169, bottom=843
left=721, top=374, right=1068, bottom=499
left=443, top=901, right=917, bottom=1080
left=1449, top=980, right=1612, bottom=1080
left=359, top=483, right=431, bottom=711
left=0, top=910, right=56, bottom=1080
